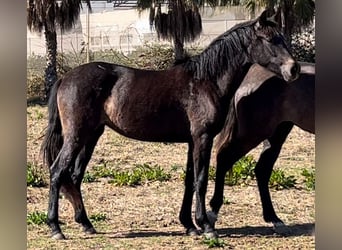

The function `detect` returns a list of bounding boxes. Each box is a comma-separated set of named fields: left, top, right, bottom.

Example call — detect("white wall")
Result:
left=27, top=5, right=251, bottom=56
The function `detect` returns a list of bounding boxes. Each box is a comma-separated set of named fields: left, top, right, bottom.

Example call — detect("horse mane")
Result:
left=180, top=17, right=279, bottom=82
left=180, top=19, right=258, bottom=81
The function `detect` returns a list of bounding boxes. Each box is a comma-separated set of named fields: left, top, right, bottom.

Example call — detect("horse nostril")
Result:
left=291, top=63, right=300, bottom=77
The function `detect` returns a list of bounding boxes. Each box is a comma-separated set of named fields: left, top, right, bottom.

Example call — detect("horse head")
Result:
left=248, top=9, right=300, bottom=82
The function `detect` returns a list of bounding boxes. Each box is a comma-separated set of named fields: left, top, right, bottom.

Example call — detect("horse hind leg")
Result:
left=47, top=137, right=84, bottom=239
left=209, top=139, right=249, bottom=226
left=179, top=142, right=199, bottom=236
left=255, top=122, right=293, bottom=229
left=61, top=126, right=104, bottom=234
left=191, top=133, right=217, bottom=238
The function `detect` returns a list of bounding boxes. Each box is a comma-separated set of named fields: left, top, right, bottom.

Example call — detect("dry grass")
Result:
left=27, top=105, right=315, bottom=249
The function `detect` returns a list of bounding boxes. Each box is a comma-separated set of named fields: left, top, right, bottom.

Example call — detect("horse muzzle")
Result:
left=281, top=60, right=301, bottom=82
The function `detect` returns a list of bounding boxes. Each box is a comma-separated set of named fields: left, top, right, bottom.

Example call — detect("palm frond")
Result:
left=27, top=0, right=92, bottom=33
left=294, top=0, right=315, bottom=28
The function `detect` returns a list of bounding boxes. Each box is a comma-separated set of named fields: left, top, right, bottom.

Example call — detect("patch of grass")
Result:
left=109, top=170, right=141, bottom=186
left=27, top=162, right=47, bottom=187
left=27, top=211, right=48, bottom=225
left=269, top=169, right=297, bottom=190
left=92, top=163, right=115, bottom=178
left=301, top=168, right=315, bottom=190
left=202, top=237, right=225, bottom=248
left=108, top=163, right=171, bottom=186
left=90, top=213, right=107, bottom=222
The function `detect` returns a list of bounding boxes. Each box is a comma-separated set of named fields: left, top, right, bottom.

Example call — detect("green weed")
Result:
left=27, top=162, right=47, bottom=187
left=90, top=213, right=107, bottom=222
left=223, top=196, right=231, bottom=205
left=83, top=171, right=98, bottom=183
left=27, top=211, right=48, bottom=225
left=202, top=237, right=225, bottom=248
left=92, top=163, right=114, bottom=178
left=301, top=168, right=315, bottom=190
left=269, top=169, right=297, bottom=190
left=108, top=164, right=171, bottom=186
left=225, top=155, right=256, bottom=186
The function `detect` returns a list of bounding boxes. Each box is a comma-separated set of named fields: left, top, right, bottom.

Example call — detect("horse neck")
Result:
left=217, top=62, right=252, bottom=105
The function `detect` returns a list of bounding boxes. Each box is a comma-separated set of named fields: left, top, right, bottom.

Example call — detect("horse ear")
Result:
left=257, top=8, right=277, bottom=27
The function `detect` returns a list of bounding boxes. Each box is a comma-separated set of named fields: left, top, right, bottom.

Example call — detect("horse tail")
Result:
left=41, top=78, right=64, bottom=168
left=215, top=99, right=237, bottom=153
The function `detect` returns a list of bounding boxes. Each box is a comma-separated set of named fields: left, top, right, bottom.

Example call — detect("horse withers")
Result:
left=208, top=62, right=314, bottom=231
left=41, top=9, right=299, bottom=240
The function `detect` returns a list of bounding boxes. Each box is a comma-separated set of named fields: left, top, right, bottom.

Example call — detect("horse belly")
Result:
left=104, top=101, right=190, bottom=142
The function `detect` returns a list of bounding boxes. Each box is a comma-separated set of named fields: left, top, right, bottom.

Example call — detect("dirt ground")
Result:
left=27, top=105, right=315, bottom=249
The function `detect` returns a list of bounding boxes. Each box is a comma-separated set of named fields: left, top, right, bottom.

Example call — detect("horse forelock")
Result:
left=181, top=19, right=258, bottom=81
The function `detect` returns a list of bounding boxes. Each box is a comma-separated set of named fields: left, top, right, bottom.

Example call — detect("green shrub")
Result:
left=27, top=211, right=48, bottom=225
left=27, top=162, right=47, bottom=187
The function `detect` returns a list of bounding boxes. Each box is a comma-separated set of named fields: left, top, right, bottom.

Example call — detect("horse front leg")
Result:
left=192, top=133, right=217, bottom=238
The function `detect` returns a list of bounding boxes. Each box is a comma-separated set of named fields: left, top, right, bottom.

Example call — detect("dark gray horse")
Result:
left=208, top=62, right=314, bottom=230
left=41, top=10, right=300, bottom=240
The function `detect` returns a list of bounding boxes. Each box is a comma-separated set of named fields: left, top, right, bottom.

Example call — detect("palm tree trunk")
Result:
left=281, top=0, right=295, bottom=46
left=174, top=37, right=185, bottom=61
left=44, top=27, right=58, bottom=101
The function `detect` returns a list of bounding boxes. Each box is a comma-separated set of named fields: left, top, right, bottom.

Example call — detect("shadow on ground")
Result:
left=98, top=223, right=314, bottom=239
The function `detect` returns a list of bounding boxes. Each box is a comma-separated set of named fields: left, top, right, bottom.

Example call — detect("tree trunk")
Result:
left=174, top=37, right=185, bottom=61
left=281, top=0, right=295, bottom=46
left=44, top=27, right=57, bottom=102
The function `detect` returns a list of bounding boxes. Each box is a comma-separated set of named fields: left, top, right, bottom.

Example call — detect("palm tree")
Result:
left=243, top=0, right=315, bottom=44
left=135, top=0, right=240, bottom=60
left=27, top=0, right=91, bottom=101
left=135, top=0, right=314, bottom=59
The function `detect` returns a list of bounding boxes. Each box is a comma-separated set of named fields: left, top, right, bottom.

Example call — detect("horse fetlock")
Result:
left=206, top=211, right=218, bottom=227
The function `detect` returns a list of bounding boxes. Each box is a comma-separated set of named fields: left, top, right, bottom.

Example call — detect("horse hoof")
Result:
left=203, top=230, right=219, bottom=239
left=84, top=227, right=97, bottom=234
left=206, top=211, right=218, bottom=227
left=186, top=228, right=200, bottom=236
left=51, top=232, right=66, bottom=240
